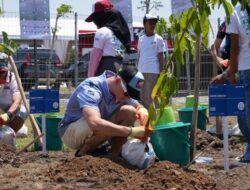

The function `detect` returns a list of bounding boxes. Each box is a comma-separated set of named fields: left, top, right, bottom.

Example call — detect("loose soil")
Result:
left=0, top=116, right=249, bottom=190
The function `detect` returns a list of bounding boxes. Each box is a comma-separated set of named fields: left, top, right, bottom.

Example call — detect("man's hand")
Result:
left=0, top=113, right=10, bottom=126
left=219, top=59, right=230, bottom=68
left=210, top=74, right=226, bottom=84
left=136, top=107, right=148, bottom=126
left=129, top=126, right=145, bottom=138
left=228, top=69, right=239, bottom=84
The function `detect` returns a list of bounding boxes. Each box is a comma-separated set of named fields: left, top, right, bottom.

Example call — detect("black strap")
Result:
left=246, top=4, right=250, bottom=25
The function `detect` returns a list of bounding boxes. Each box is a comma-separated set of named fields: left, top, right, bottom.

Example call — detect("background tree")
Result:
left=137, top=0, right=163, bottom=14
left=47, top=4, right=72, bottom=88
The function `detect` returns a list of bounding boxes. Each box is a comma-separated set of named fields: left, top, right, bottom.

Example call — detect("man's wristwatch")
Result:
left=6, top=111, right=14, bottom=121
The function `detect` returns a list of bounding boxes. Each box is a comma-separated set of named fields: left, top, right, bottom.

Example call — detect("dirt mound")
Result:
left=196, top=129, right=246, bottom=151
left=0, top=141, right=24, bottom=167
left=46, top=155, right=218, bottom=189
left=196, top=130, right=222, bottom=150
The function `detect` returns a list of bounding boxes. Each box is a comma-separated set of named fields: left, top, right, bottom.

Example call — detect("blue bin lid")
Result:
left=155, top=122, right=191, bottom=130
left=176, top=106, right=207, bottom=112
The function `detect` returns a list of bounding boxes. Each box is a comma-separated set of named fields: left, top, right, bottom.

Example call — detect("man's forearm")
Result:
left=8, top=95, right=22, bottom=114
left=230, top=34, right=239, bottom=74
left=89, top=117, right=130, bottom=137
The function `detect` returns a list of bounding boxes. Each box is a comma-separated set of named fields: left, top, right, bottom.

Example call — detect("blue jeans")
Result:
left=238, top=69, right=250, bottom=143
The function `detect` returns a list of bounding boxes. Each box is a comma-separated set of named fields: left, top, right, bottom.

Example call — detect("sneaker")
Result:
left=75, top=149, right=83, bottom=157
left=90, top=143, right=110, bottom=156
left=235, top=155, right=250, bottom=164
left=207, top=126, right=216, bottom=134
left=235, top=143, right=250, bottom=163
left=228, top=124, right=243, bottom=136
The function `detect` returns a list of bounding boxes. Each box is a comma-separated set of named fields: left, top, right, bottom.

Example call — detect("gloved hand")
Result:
left=0, top=113, right=10, bottom=126
left=136, top=107, right=148, bottom=126
left=129, top=126, right=145, bottom=138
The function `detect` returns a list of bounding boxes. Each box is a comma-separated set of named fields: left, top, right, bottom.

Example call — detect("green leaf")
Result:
left=0, top=31, right=17, bottom=55
left=57, top=4, right=72, bottom=15
left=151, top=72, right=165, bottom=99
left=191, top=11, right=202, bottom=35
left=155, top=17, right=168, bottom=37
left=231, top=0, right=238, bottom=6
left=174, top=33, right=186, bottom=64
left=180, top=11, right=189, bottom=29
left=201, top=14, right=209, bottom=47
left=222, top=0, right=233, bottom=22
left=148, top=105, right=156, bottom=126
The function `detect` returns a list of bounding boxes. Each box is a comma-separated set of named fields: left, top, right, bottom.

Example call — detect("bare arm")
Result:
left=228, top=33, right=239, bottom=84
left=87, top=48, right=103, bottom=77
left=8, top=94, right=22, bottom=114
left=82, top=107, right=131, bottom=137
left=210, top=38, right=224, bottom=64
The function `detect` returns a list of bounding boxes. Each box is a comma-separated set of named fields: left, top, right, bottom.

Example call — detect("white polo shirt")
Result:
left=137, top=33, right=165, bottom=74
left=0, top=71, right=20, bottom=111
left=94, top=27, right=122, bottom=57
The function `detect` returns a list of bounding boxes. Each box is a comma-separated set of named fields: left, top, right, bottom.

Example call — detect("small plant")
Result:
left=0, top=31, right=17, bottom=55
left=148, top=0, right=245, bottom=159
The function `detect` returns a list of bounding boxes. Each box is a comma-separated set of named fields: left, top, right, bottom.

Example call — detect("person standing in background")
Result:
left=137, top=14, right=165, bottom=108
left=85, top=0, right=131, bottom=77
left=226, top=0, right=250, bottom=163
left=210, top=21, right=231, bottom=139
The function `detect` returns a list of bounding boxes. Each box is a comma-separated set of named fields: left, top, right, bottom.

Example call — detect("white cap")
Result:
left=143, top=13, right=159, bottom=23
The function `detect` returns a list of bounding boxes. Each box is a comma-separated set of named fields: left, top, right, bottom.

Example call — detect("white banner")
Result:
left=111, top=0, right=133, bottom=41
left=171, top=0, right=193, bottom=15
left=20, top=0, right=50, bottom=39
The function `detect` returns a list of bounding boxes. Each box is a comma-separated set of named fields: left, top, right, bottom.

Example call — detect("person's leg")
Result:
left=77, top=134, right=108, bottom=156
left=70, top=105, right=136, bottom=156
left=141, top=73, right=159, bottom=109
left=108, top=105, right=137, bottom=155
left=237, top=70, right=250, bottom=160
left=215, top=117, right=222, bottom=134
left=15, top=105, right=28, bottom=137
left=61, top=117, right=108, bottom=156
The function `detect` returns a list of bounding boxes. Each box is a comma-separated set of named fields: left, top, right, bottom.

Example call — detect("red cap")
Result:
left=85, top=0, right=113, bottom=22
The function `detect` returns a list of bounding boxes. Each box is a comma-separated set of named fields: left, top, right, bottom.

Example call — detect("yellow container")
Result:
left=156, top=106, right=176, bottom=125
